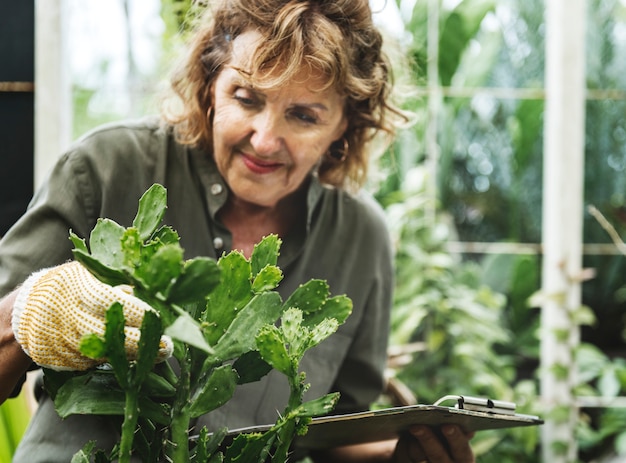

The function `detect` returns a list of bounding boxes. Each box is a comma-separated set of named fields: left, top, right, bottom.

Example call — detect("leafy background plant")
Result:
left=0, top=392, right=30, bottom=462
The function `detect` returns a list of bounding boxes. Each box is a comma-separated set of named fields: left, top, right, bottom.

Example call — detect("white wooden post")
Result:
left=34, top=0, right=72, bottom=190
left=425, top=0, right=441, bottom=221
left=541, top=0, right=586, bottom=461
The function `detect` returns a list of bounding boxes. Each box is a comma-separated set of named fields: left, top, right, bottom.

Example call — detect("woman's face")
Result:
left=210, top=30, right=347, bottom=208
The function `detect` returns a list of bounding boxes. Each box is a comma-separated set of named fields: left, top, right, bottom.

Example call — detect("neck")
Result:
left=218, top=186, right=307, bottom=258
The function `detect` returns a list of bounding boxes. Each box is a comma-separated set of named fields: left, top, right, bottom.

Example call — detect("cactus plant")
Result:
left=44, top=184, right=351, bottom=463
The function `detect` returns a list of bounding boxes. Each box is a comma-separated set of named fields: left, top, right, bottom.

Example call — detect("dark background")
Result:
left=0, top=1, right=34, bottom=236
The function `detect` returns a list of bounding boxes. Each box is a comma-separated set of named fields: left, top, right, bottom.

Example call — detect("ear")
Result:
left=209, top=82, right=216, bottom=105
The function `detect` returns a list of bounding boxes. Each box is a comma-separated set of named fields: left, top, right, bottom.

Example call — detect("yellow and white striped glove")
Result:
left=11, top=261, right=173, bottom=371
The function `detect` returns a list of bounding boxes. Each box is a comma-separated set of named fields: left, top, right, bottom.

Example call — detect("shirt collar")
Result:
left=190, top=146, right=326, bottom=231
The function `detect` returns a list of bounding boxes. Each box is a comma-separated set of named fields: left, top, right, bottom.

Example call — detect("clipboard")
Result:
left=226, top=396, right=543, bottom=450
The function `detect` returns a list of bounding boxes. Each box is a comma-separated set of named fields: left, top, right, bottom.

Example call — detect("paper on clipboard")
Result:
left=226, top=401, right=543, bottom=450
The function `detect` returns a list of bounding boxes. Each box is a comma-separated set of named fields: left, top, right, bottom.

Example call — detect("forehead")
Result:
left=226, top=29, right=337, bottom=95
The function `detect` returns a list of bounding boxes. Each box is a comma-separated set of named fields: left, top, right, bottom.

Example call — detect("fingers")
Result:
left=157, top=335, right=174, bottom=361
left=111, top=286, right=155, bottom=328
left=408, top=426, right=450, bottom=463
left=441, top=425, right=474, bottom=462
left=393, top=432, right=427, bottom=463
left=408, top=425, right=475, bottom=463
left=123, top=327, right=173, bottom=362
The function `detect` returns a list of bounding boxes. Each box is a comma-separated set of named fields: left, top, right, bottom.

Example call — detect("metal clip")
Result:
left=434, top=395, right=516, bottom=415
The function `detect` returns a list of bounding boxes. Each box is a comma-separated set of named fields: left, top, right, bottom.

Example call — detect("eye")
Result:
left=288, top=108, right=318, bottom=125
left=233, top=88, right=259, bottom=107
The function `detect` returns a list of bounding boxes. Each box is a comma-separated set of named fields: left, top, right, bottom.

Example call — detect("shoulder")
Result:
left=58, top=116, right=182, bottom=180
left=312, top=183, right=393, bottom=265
left=323, top=185, right=389, bottom=238
left=69, top=116, right=172, bottom=155
left=42, top=117, right=184, bottom=226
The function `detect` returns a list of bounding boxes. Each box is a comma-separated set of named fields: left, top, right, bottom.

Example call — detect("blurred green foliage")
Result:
left=0, top=392, right=30, bottom=462
left=380, top=0, right=626, bottom=461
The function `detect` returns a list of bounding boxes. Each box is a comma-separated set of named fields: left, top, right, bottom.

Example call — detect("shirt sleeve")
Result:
left=0, top=150, right=97, bottom=298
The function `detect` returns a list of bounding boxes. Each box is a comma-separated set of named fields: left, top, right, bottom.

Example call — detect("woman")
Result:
left=0, top=0, right=475, bottom=461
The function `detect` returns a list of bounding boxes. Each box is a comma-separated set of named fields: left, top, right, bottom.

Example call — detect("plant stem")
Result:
left=273, top=370, right=305, bottom=462
left=168, top=349, right=192, bottom=462
left=119, top=388, right=140, bottom=463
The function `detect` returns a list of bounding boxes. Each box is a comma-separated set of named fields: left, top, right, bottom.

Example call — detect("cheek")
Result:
left=284, top=146, right=325, bottom=184
left=212, top=104, right=241, bottom=137
left=211, top=109, right=248, bottom=160
left=293, top=137, right=329, bottom=166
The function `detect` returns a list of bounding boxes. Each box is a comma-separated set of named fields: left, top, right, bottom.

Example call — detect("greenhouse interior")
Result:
left=1, top=0, right=626, bottom=462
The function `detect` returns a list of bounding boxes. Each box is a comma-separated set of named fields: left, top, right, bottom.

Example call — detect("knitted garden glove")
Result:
left=11, top=261, right=173, bottom=371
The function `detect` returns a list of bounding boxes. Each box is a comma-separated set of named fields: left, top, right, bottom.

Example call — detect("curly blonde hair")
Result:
left=161, top=0, right=408, bottom=189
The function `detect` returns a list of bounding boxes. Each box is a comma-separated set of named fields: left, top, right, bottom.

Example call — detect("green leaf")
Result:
left=281, top=307, right=303, bottom=345
left=283, top=280, right=329, bottom=314
left=79, top=334, right=107, bottom=360
left=55, top=374, right=126, bottom=418
left=0, top=390, right=30, bottom=459
left=251, top=265, right=283, bottom=293
left=134, top=310, right=163, bottom=384
left=256, top=325, right=292, bottom=376
left=296, top=392, right=340, bottom=418
left=302, top=295, right=352, bottom=328
left=599, top=366, right=621, bottom=398
left=210, top=292, right=283, bottom=363
left=136, top=398, right=172, bottom=425
left=250, top=234, right=281, bottom=277
left=224, top=432, right=275, bottom=463
left=232, top=351, right=273, bottom=384
left=121, top=227, right=143, bottom=269
left=281, top=308, right=328, bottom=361
left=104, top=302, right=130, bottom=387
left=189, top=364, right=239, bottom=418
left=72, top=249, right=128, bottom=287
left=203, top=251, right=253, bottom=345
left=438, top=0, right=495, bottom=86
left=133, top=184, right=167, bottom=241
left=615, top=431, right=626, bottom=455
left=136, top=244, right=183, bottom=294
left=309, top=318, right=339, bottom=349
left=571, top=304, right=597, bottom=327
left=42, top=369, right=81, bottom=400
left=165, top=311, right=214, bottom=354
left=69, top=231, right=88, bottom=253
left=70, top=441, right=97, bottom=463
left=152, top=225, right=180, bottom=245
left=54, top=374, right=170, bottom=424
left=165, top=257, right=222, bottom=305
left=141, top=371, right=176, bottom=397
left=89, top=218, right=126, bottom=269
left=194, top=426, right=228, bottom=463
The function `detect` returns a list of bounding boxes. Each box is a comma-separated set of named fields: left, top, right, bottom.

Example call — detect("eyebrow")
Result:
left=226, top=66, right=333, bottom=112
left=291, top=102, right=330, bottom=112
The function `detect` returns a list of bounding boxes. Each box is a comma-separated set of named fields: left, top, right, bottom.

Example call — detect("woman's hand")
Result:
left=11, top=261, right=172, bottom=371
left=311, top=424, right=475, bottom=463
left=0, top=290, right=33, bottom=404
left=393, top=425, right=475, bottom=463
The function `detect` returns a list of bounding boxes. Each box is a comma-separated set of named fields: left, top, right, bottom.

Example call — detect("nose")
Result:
left=250, top=110, right=284, bottom=156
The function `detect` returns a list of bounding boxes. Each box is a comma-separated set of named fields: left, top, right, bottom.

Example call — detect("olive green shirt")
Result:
left=2, top=117, right=394, bottom=462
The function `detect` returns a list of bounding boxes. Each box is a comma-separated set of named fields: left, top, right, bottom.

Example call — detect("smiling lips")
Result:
left=240, top=153, right=283, bottom=174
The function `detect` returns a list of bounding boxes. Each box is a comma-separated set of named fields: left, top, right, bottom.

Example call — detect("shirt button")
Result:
left=213, top=237, right=224, bottom=250
left=210, top=183, right=223, bottom=195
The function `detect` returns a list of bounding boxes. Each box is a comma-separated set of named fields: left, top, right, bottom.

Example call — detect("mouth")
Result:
left=240, top=153, right=284, bottom=175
